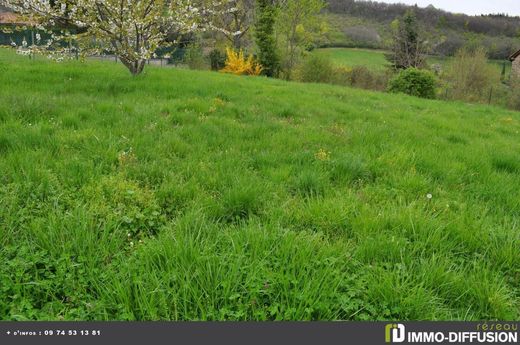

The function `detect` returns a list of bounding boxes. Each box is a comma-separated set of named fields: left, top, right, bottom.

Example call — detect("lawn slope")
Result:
left=0, top=50, right=519, bottom=320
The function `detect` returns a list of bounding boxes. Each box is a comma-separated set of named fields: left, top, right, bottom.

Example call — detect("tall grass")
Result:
left=0, top=49, right=519, bottom=320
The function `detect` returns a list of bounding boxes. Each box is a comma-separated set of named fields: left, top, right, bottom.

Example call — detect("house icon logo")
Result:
left=386, top=324, right=406, bottom=343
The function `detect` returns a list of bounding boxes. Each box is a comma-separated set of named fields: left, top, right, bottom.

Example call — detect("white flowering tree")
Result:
left=211, top=0, right=254, bottom=49
left=0, top=0, right=230, bottom=75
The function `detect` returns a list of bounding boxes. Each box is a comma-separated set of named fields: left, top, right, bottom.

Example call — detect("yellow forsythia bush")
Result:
left=221, top=47, right=263, bottom=76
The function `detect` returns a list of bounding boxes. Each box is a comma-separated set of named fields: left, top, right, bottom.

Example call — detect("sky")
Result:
left=371, top=0, right=520, bottom=16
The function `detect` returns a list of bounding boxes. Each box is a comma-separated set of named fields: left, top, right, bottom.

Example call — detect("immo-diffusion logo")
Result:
left=386, top=324, right=406, bottom=343
left=384, top=323, right=518, bottom=343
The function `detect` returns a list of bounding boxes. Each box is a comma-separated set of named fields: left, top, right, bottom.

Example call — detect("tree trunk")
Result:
left=120, top=57, right=146, bottom=76
left=233, top=35, right=241, bottom=50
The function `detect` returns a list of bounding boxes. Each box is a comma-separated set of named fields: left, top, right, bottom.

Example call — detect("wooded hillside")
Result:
left=323, top=0, right=520, bottom=59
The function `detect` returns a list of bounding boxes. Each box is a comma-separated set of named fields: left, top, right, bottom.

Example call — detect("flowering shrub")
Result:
left=221, top=47, right=263, bottom=76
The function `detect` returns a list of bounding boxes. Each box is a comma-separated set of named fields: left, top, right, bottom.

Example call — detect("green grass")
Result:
left=315, top=47, right=512, bottom=75
left=314, top=48, right=390, bottom=71
left=1, top=48, right=519, bottom=321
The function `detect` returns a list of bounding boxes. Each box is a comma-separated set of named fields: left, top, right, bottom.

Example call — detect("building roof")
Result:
left=0, top=12, right=36, bottom=25
left=510, top=49, right=520, bottom=62
left=0, top=12, right=19, bottom=24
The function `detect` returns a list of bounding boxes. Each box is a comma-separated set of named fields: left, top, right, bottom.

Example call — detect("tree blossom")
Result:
left=210, top=0, right=254, bottom=49
left=1, top=0, right=232, bottom=75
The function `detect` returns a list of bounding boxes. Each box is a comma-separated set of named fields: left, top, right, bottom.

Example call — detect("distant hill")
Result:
left=323, top=0, right=520, bottom=59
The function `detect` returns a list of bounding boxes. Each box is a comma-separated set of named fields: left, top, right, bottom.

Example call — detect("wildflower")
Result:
left=426, top=193, right=433, bottom=200
left=315, top=148, right=331, bottom=161
left=214, top=97, right=226, bottom=107
left=118, top=148, right=137, bottom=166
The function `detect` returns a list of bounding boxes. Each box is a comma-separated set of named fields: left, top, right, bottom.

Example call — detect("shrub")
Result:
left=209, top=49, right=226, bottom=71
left=183, top=41, right=207, bottom=70
left=331, top=66, right=352, bottom=86
left=298, top=60, right=390, bottom=92
left=388, top=68, right=436, bottom=99
left=508, top=78, right=520, bottom=111
left=297, top=54, right=335, bottom=84
left=220, top=47, right=263, bottom=76
left=444, top=47, right=500, bottom=103
left=348, top=66, right=390, bottom=91
left=348, top=66, right=374, bottom=88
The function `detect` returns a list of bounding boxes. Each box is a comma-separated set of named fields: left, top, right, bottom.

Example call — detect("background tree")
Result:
left=0, top=0, right=229, bottom=75
left=212, top=0, right=255, bottom=49
left=276, top=0, right=325, bottom=79
left=254, top=0, right=279, bottom=77
left=386, top=10, right=427, bottom=69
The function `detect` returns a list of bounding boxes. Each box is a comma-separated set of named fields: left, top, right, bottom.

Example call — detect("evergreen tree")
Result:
left=386, top=10, right=427, bottom=70
left=255, top=0, right=279, bottom=77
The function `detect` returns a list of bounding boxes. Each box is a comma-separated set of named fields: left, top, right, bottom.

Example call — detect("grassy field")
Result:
left=314, top=48, right=390, bottom=71
left=1, top=49, right=519, bottom=321
left=315, top=47, right=512, bottom=75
